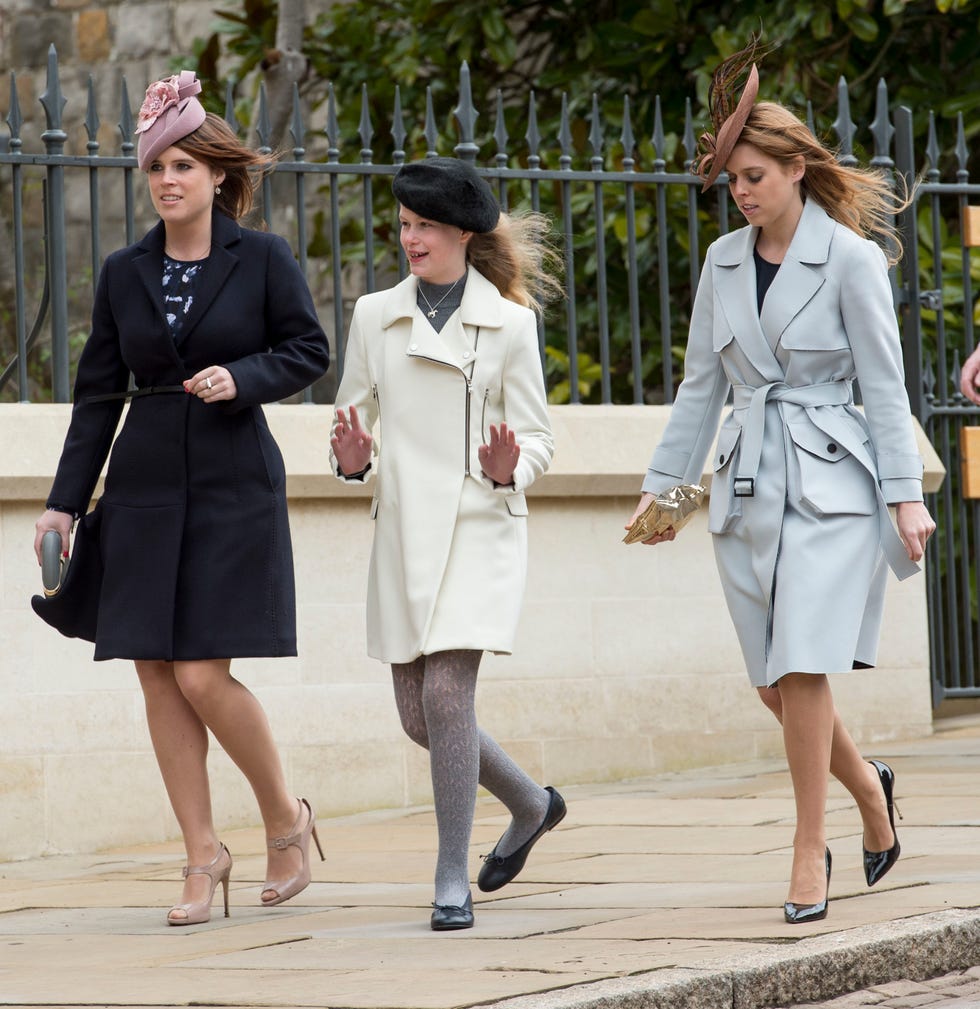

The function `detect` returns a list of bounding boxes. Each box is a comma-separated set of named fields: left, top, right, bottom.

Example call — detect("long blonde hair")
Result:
left=739, top=101, right=908, bottom=264
left=465, top=210, right=564, bottom=314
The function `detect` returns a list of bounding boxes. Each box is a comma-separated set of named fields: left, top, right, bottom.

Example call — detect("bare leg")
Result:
left=758, top=686, right=894, bottom=851
left=775, top=672, right=834, bottom=905
left=171, top=660, right=302, bottom=902
left=136, top=660, right=219, bottom=920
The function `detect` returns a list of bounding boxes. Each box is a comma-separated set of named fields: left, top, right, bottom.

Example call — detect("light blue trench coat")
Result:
left=642, top=199, right=924, bottom=686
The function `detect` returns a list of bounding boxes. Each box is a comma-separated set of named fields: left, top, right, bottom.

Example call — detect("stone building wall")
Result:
left=1, top=0, right=228, bottom=155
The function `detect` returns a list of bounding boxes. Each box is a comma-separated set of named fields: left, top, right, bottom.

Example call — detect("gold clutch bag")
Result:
left=623, top=484, right=705, bottom=544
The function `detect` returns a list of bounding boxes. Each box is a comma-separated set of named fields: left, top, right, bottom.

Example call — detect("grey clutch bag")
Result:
left=41, top=529, right=69, bottom=596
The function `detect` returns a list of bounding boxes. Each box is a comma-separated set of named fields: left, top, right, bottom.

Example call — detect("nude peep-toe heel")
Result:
left=261, top=798, right=325, bottom=906
left=167, top=843, right=232, bottom=926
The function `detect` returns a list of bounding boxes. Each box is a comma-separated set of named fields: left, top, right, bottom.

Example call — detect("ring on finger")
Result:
left=205, top=376, right=213, bottom=390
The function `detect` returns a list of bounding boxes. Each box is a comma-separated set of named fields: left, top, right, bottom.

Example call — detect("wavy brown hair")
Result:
left=173, top=113, right=275, bottom=221
left=465, top=210, right=564, bottom=314
left=738, top=101, right=909, bottom=264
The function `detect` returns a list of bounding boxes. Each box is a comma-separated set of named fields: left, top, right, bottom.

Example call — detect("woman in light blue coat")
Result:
left=628, top=45, right=935, bottom=924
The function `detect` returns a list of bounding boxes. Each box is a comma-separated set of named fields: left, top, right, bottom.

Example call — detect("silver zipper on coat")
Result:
left=406, top=328, right=480, bottom=477
left=408, top=355, right=472, bottom=475
left=480, top=388, right=490, bottom=442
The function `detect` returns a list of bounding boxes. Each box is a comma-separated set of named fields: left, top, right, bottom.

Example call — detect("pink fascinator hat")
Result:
left=135, top=70, right=207, bottom=171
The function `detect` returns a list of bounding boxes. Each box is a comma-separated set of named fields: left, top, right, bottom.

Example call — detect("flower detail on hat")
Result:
left=135, top=76, right=181, bottom=135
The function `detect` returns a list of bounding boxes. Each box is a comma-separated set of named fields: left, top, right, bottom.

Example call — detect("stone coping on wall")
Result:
left=0, top=403, right=946, bottom=501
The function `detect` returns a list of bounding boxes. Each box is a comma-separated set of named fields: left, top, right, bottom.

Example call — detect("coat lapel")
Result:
left=759, top=199, right=833, bottom=347
left=173, top=210, right=241, bottom=349
left=713, top=228, right=784, bottom=382
left=383, top=266, right=502, bottom=371
left=132, top=222, right=185, bottom=370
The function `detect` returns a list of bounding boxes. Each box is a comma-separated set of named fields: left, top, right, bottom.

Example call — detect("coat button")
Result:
left=827, top=442, right=838, bottom=453
left=462, top=351, right=471, bottom=359
left=409, top=343, right=418, bottom=351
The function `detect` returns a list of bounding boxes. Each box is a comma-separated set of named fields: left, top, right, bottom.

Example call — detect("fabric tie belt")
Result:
left=732, top=380, right=854, bottom=496
left=728, top=378, right=918, bottom=581
left=84, top=385, right=186, bottom=404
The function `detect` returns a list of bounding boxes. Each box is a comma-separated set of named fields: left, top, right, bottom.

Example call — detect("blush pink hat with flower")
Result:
left=135, top=70, right=207, bottom=171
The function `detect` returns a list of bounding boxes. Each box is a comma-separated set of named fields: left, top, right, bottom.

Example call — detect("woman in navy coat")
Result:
left=627, top=45, right=935, bottom=924
left=33, top=72, right=329, bottom=925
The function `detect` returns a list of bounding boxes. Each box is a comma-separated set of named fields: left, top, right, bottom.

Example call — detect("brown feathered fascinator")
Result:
left=694, top=38, right=767, bottom=192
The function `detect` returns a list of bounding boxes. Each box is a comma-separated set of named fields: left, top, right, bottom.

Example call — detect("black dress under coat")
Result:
left=43, top=208, right=329, bottom=661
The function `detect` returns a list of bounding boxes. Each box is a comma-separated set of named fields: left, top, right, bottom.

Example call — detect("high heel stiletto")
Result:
left=167, top=843, right=232, bottom=926
left=261, top=797, right=325, bottom=906
left=784, top=847, right=831, bottom=924
left=864, top=758, right=902, bottom=887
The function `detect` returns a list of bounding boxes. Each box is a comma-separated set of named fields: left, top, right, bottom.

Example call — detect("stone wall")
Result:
left=0, top=403, right=943, bottom=861
left=1, top=0, right=225, bottom=159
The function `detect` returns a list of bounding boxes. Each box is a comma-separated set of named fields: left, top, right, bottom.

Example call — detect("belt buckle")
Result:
left=733, top=477, right=755, bottom=497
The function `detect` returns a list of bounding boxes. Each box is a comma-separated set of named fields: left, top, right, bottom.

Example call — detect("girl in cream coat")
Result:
left=628, top=46, right=935, bottom=925
left=330, top=158, right=566, bottom=931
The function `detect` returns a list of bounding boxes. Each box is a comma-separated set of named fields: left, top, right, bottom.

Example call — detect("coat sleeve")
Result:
left=641, top=247, right=732, bottom=495
left=46, top=257, right=130, bottom=514
left=329, top=297, right=379, bottom=483
left=840, top=239, right=924, bottom=503
left=224, top=235, right=329, bottom=411
left=491, top=310, right=553, bottom=493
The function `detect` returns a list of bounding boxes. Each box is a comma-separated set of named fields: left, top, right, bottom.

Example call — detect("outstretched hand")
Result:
left=479, top=423, right=520, bottom=486
left=331, top=405, right=373, bottom=475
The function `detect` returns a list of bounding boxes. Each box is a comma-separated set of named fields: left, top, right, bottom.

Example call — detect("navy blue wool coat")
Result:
left=42, top=208, right=329, bottom=661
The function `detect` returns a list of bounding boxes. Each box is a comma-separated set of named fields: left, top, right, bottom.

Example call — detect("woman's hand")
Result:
left=625, top=492, right=676, bottom=545
left=184, top=366, right=237, bottom=402
left=331, top=405, right=373, bottom=475
left=896, top=501, right=936, bottom=562
left=479, top=423, right=520, bottom=486
left=960, top=345, right=980, bottom=405
left=34, top=509, right=73, bottom=564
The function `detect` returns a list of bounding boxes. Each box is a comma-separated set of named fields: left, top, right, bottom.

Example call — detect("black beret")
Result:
left=392, top=157, right=500, bottom=233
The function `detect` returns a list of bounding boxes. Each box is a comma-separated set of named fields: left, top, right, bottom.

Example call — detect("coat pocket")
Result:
left=787, top=422, right=876, bottom=516
left=504, top=492, right=528, bottom=517
left=707, top=423, right=742, bottom=534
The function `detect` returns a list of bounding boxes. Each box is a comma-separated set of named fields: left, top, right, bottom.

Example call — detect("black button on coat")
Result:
left=40, top=209, right=329, bottom=661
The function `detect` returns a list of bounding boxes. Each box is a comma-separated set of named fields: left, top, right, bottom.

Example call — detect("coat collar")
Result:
left=380, top=265, right=504, bottom=330
left=133, top=207, right=242, bottom=349
left=712, top=198, right=835, bottom=267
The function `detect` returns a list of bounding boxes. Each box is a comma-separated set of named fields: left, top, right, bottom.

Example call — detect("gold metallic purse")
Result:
left=623, top=484, right=705, bottom=544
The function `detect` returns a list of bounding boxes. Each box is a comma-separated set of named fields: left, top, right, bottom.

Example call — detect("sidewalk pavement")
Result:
left=1, top=716, right=978, bottom=1009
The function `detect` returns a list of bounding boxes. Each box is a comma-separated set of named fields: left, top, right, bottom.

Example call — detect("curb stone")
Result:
left=480, top=910, right=980, bottom=1009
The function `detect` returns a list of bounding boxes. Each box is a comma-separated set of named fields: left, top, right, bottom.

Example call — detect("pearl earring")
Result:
left=215, top=186, right=222, bottom=195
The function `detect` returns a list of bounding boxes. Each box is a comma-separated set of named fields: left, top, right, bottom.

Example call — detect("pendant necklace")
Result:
left=419, top=276, right=462, bottom=318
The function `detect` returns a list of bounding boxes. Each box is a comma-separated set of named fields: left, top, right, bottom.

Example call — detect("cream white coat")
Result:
left=331, top=267, right=554, bottom=663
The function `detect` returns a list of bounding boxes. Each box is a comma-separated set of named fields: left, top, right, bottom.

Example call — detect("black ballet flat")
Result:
left=864, top=758, right=902, bottom=887
left=477, top=786, right=566, bottom=893
left=430, top=892, right=474, bottom=931
left=784, top=847, right=832, bottom=925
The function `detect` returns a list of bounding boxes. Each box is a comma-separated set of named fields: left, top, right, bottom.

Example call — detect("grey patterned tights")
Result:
left=391, top=649, right=551, bottom=907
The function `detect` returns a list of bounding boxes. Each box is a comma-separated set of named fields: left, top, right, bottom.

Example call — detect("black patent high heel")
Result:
left=864, top=759, right=902, bottom=887
left=784, top=847, right=831, bottom=924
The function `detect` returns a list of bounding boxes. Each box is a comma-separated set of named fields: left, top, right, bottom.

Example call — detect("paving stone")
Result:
left=1, top=719, right=979, bottom=1009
